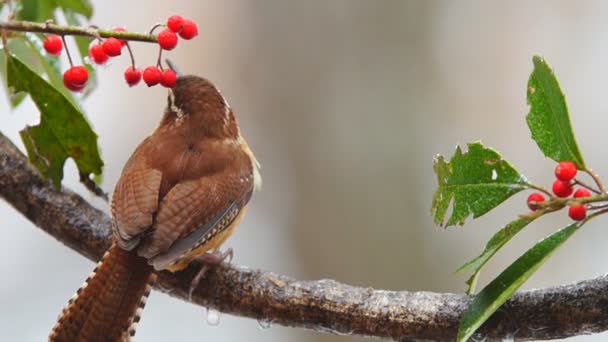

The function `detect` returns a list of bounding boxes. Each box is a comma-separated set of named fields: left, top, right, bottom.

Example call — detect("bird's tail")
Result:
left=49, top=243, right=156, bottom=342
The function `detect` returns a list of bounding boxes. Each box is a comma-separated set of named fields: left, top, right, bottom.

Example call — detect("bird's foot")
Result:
left=188, top=248, right=234, bottom=300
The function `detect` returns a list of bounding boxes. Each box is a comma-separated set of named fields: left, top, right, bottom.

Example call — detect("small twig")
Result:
left=78, top=172, right=108, bottom=202
left=586, top=203, right=608, bottom=211
left=0, top=20, right=157, bottom=43
left=526, top=183, right=553, bottom=197
left=584, top=168, right=606, bottom=194
left=583, top=206, right=608, bottom=222
left=572, top=178, right=601, bottom=194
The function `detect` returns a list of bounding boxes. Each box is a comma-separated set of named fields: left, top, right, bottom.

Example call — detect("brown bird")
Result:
left=49, top=74, right=261, bottom=341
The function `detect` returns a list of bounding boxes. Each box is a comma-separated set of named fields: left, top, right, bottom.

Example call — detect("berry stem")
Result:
left=60, top=35, right=73, bottom=66
left=0, top=20, right=157, bottom=43
left=148, top=23, right=165, bottom=35
left=125, top=42, right=136, bottom=67
left=580, top=206, right=608, bottom=224
left=156, top=47, right=163, bottom=70
left=586, top=203, right=608, bottom=211
left=527, top=183, right=553, bottom=197
left=572, top=178, right=601, bottom=195
left=584, top=168, right=606, bottom=194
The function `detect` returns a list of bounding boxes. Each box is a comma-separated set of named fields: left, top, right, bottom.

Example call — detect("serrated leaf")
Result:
left=456, top=216, right=536, bottom=294
left=527, top=56, right=585, bottom=169
left=432, top=142, right=529, bottom=227
left=7, top=54, right=102, bottom=187
left=457, top=223, right=579, bottom=342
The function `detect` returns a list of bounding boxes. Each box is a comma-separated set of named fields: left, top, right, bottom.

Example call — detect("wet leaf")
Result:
left=7, top=54, right=102, bottom=187
left=456, top=216, right=536, bottom=294
left=457, top=223, right=579, bottom=342
left=527, top=56, right=585, bottom=168
left=432, top=142, right=529, bottom=227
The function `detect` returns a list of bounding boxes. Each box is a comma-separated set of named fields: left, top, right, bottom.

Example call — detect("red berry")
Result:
left=160, top=69, right=177, bottom=88
left=102, top=37, right=122, bottom=57
left=63, top=66, right=88, bottom=92
left=573, top=188, right=591, bottom=198
left=568, top=204, right=586, bottom=221
left=179, top=19, right=198, bottom=40
left=63, top=80, right=84, bottom=92
left=157, top=29, right=178, bottom=50
left=43, top=34, right=63, bottom=55
left=112, top=27, right=128, bottom=46
left=143, top=66, right=162, bottom=86
left=552, top=180, right=573, bottom=198
left=167, top=15, right=184, bottom=33
left=555, top=161, right=577, bottom=181
left=526, top=192, right=545, bottom=211
left=124, top=66, right=142, bottom=86
left=88, top=44, right=109, bottom=65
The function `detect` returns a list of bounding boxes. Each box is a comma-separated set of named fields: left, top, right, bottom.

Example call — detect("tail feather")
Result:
left=49, top=244, right=155, bottom=342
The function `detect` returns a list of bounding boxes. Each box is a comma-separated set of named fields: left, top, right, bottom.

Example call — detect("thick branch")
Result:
left=0, top=130, right=607, bottom=341
left=0, top=20, right=157, bottom=42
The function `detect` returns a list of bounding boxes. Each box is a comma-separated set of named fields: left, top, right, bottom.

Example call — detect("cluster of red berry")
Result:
left=41, top=15, right=198, bottom=92
left=527, top=161, right=590, bottom=221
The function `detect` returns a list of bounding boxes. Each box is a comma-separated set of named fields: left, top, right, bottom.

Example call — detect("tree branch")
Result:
left=0, top=130, right=607, bottom=341
left=0, top=20, right=157, bottom=42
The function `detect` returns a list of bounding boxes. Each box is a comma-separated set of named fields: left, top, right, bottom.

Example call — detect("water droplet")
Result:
left=205, top=308, right=221, bottom=326
left=491, top=169, right=498, bottom=181
left=471, top=333, right=487, bottom=342
left=257, top=319, right=272, bottom=330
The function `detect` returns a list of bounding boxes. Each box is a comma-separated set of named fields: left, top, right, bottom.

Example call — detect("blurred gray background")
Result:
left=1, top=1, right=607, bottom=341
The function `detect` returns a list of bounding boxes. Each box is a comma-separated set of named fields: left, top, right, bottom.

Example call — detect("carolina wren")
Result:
left=49, top=75, right=261, bottom=341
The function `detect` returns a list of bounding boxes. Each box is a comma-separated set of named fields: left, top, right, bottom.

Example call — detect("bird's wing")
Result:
left=111, top=140, right=162, bottom=250
left=136, top=164, right=254, bottom=267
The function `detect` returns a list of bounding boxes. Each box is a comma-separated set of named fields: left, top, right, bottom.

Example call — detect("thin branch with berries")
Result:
left=0, top=5, right=200, bottom=194
left=431, top=56, right=608, bottom=341
left=33, top=15, right=197, bottom=90
left=0, top=20, right=157, bottom=42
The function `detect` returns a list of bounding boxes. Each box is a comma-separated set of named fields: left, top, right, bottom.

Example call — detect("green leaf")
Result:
left=7, top=54, right=103, bottom=187
left=0, top=40, right=28, bottom=108
left=57, top=0, right=93, bottom=19
left=527, top=56, right=585, bottom=169
left=432, top=142, right=529, bottom=227
left=21, top=34, right=80, bottom=108
left=16, top=0, right=56, bottom=21
left=457, top=223, right=579, bottom=342
left=16, top=0, right=92, bottom=21
left=456, top=216, right=536, bottom=294
left=64, top=10, right=91, bottom=58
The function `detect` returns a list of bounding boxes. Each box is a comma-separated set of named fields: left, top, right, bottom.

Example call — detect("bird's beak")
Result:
left=165, top=59, right=182, bottom=76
